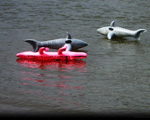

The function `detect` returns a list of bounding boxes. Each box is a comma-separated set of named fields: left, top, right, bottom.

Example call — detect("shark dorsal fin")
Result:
left=110, top=21, right=115, bottom=27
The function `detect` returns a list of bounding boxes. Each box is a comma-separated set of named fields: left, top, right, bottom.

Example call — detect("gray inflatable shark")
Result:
left=97, top=21, right=147, bottom=40
left=25, top=33, right=88, bottom=52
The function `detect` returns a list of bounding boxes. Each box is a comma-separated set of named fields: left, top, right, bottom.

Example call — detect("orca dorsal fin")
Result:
left=66, top=32, right=72, bottom=40
left=110, top=21, right=115, bottom=27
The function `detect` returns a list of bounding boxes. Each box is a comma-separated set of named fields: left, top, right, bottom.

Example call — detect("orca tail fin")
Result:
left=25, top=39, right=40, bottom=52
left=135, top=29, right=147, bottom=40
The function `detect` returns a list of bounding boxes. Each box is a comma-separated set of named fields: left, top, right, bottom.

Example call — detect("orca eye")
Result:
left=109, top=28, right=114, bottom=31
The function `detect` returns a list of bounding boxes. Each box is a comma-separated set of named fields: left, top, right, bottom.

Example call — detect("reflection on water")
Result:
left=16, top=58, right=87, bottom=72
left=18, top=70, right=85, bottom=107
left=16, top=58, right=86, bottom=89
left=15, top=58, right=87, bottom=108
left=19, top=71, right=84, bottom=90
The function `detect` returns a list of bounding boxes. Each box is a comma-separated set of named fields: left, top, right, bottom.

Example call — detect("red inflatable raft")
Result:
left=16, top=47, right=87, bottom=61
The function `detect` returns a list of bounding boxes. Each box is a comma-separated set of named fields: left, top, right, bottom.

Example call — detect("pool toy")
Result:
left=25, top=33, right=88, bottom=52
left=97, top=21, right=146, bottom=40
left=16, top=39, right=88, bottom=61
left=16, top=47, right=87, bottom=61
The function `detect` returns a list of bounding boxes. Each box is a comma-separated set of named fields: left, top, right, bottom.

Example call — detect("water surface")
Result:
left=0, top=0, right=150, bottom=117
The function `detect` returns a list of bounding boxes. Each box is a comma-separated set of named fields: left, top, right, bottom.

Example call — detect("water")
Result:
left=0, top=0, right=150, bottom=117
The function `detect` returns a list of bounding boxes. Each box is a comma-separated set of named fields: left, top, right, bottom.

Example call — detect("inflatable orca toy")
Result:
left=97, top=21, right=147, bottom=40
left=17, top=37, right=88, bottom=61
left=25, top=33, right=88, bottom=52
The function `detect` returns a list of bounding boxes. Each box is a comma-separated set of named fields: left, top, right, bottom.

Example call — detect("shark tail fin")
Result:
left=135, top=29, right=147, bottom=40
left=25, top=39, right=40, bottom=52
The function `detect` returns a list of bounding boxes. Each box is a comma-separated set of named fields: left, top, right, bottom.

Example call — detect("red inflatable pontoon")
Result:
left=16, top=47, right=87, bottom=61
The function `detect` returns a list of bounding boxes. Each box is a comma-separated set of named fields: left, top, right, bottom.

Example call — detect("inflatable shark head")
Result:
left=97, top=21, right=115, bottom=35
